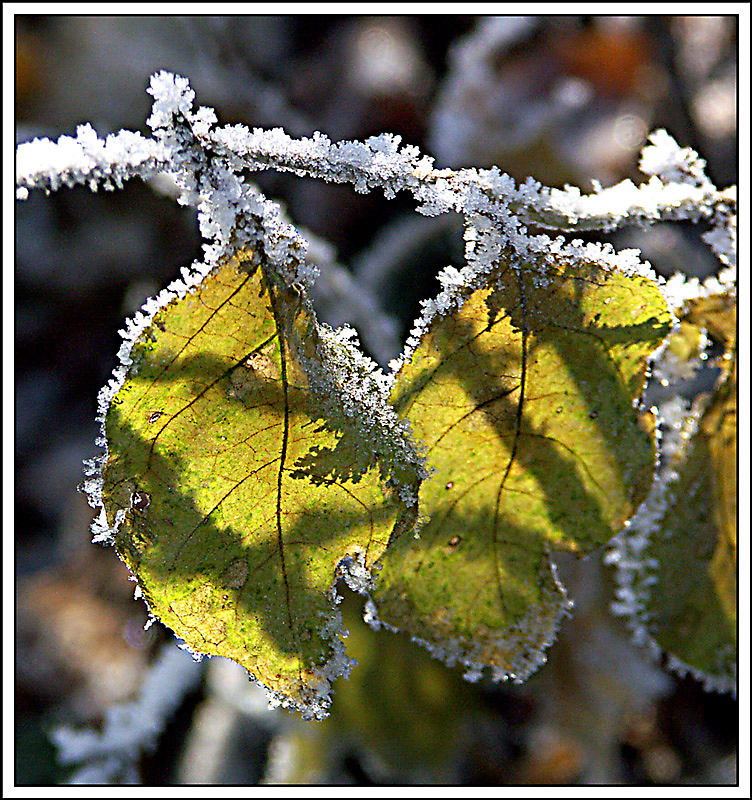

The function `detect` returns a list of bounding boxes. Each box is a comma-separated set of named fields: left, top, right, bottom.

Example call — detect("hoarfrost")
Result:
left=16, top=125, right=164, bottom=196
left=16, top=70, right=736, bottom=718
left=52, top=644, right=203, bottom=784
left=336, top=549, right=375, bottom=595
left=639, top=129, right=711, bottom=187
left=394, top=565, right=573, bottom=686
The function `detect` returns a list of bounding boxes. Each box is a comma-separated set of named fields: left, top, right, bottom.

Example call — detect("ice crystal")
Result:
left=639, top=129, right=711, bottom=186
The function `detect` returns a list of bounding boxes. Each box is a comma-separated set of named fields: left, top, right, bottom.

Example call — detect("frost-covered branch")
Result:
left=16, top=72, right=736, bottom=280
left=508, top=129, right=736, bottom=268
left=210, top=119, right=735, bottom=256
left=516, top=176, right=734, bottom=236
left=16, top=72, right=737, bottom=455
left=16, top=71, right=735, bottom=488
left=51, top=643, right=203, bottom=784
left=15, top=124, right=165, bottom=199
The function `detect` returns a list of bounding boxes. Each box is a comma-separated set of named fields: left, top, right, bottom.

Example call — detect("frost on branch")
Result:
left=52, top=644, right=202, bottom=784
left=15, top=71, right=737, bottom=717
left=15, top=124, right=164, bottom=199
left=639, top=128, right=712, bottom=187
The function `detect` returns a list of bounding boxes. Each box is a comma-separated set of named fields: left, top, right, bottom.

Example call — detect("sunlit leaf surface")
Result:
left=102, top=250, right=409, bottom=717
left=374, top=256, right=672, bottom=679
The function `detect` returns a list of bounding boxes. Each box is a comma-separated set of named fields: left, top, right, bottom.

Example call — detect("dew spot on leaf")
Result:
left=130, top=490, right=151, bottom=512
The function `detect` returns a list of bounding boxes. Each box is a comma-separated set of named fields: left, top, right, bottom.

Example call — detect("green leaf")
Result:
left=272, top=594, right=483, bottom=783
left=101, top=250, right=415, bottom=718
left=372, top=255, right=673, bottom=680
left=643, top=370, right=736, bottom=685
left=641, top=292, right=736, bottom=688
left=683, top=291, right=736, bottom=379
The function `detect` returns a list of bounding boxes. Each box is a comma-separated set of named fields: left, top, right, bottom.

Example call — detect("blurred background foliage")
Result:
left=15, top=14, right=737, bottom=785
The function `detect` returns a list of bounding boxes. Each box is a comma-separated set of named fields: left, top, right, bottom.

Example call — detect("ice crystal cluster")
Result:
left=16, top=70, right=736, bottom=727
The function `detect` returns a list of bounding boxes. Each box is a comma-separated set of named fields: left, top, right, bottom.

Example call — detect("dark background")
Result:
left=15, top=14, right=737, bottom=785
